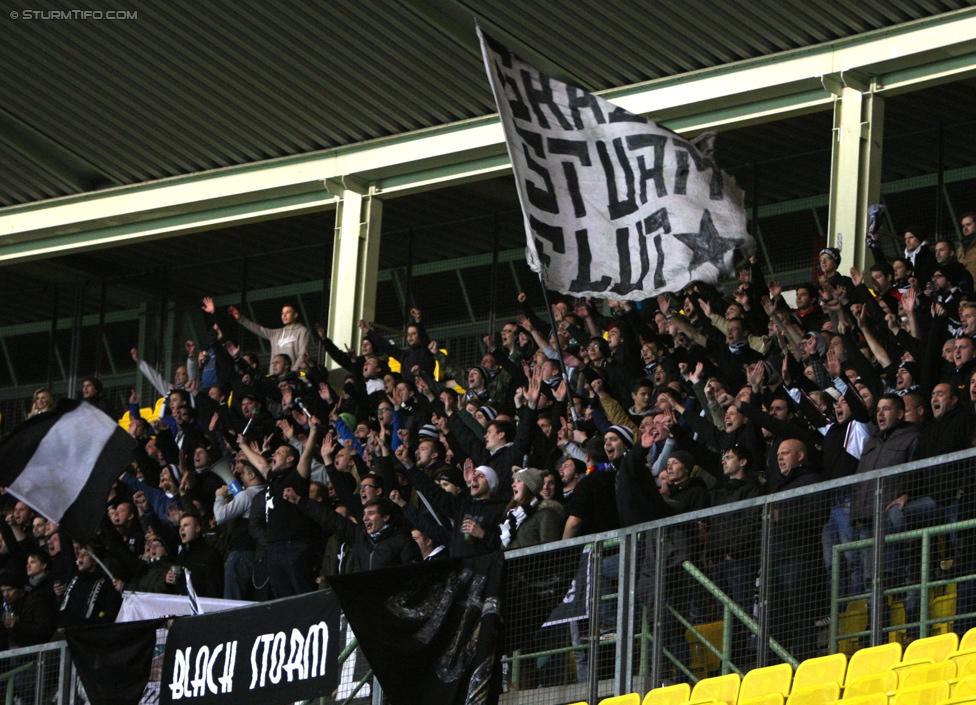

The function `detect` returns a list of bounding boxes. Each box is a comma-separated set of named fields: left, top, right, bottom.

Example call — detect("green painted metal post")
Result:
left=920, top=534, right=931, bottom=638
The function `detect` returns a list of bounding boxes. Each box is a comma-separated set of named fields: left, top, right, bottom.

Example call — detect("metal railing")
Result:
left=499, top=447, right=976, bottom=704
left=4, top=448, right=976, bottom=705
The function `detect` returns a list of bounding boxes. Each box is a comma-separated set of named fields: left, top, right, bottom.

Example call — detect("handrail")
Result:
left=0, top=661, right=37, bottom=705
left=681, top=560, right=797, bottom=669
left=830, top=516, right=976, bottom=650
left=504, top=448, right=976, bottom=561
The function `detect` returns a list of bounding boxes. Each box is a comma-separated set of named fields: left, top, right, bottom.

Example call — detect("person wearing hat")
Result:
left=402, top=460, right=508, bottom=558
left=58, top=543, right=123, bottom=629
left=116, top=531, right=178, bottom=595
left=817, top=247, right=854, bottom=292
left=490, top=468, right=565, bottom=550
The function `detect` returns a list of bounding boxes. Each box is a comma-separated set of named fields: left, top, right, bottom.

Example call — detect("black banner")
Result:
left=160, top=590, right=342, bottom=705
left=65, top=618, right=167, bottom=705
left=329, top=552, right=505, bottom=705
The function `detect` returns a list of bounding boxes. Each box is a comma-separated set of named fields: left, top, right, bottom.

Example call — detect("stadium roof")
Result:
left=1, top=0, right=976, bottom=321
left=1, top=0, right=973, bottom=207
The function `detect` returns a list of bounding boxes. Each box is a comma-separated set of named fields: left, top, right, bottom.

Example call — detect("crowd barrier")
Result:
left=5, top=447, right=976, bottom=705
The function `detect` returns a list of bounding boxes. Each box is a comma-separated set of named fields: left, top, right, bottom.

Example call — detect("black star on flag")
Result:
left=672, top=209, right=746, bottom=272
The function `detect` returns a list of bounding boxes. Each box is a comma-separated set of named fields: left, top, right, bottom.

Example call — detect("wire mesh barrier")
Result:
left=0, top=641, right=72, bottom=705
left=493, top=447, right=976, bottom=703
left=2, top=448, right=976, bottom=704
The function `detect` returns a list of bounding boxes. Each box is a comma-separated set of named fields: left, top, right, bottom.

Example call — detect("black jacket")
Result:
left=404, top=465, right=508, bottom=558
left=300, top=500, right=421, bottom=572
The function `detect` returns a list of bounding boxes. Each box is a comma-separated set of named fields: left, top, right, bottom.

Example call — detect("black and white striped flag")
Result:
left=0, top=399, right=135, bottom=543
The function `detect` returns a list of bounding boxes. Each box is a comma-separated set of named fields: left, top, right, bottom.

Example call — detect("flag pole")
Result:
left=535, top=269, right=582, bottom=423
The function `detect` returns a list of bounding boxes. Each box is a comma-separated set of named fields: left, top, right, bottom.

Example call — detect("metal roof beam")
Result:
left=2, top=9, right=976, bottom=263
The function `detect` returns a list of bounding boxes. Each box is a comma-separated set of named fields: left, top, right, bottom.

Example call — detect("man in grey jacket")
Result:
left=204, top=297, right=309, bottom=373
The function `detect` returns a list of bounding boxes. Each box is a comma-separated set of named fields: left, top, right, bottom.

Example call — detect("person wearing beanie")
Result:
left=401, top=459, right=508, bottom=558
left=818, top=247, right=854, bottom=291
left=487, top=468, right=565, bottom=550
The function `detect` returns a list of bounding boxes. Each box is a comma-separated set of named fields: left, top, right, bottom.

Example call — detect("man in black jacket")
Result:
left=242, top=439, right=317, bottom=598
left=166, top=514, right=224, bottom=599
left=403, top=463, right=508, bottom=559
left=286, top=494, right=420, bottom=572
left=708, top=446, right=763, bottom=664
left=768, top=440, right=827, bottom=662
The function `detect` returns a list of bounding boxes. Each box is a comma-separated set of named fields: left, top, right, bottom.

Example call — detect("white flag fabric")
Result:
left=0, top=399, right=135, bottom=543
left=478, top=29, right=754, bottom=299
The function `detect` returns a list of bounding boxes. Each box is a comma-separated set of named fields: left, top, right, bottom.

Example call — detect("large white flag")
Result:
left=478, top=29, right=754, bottom=299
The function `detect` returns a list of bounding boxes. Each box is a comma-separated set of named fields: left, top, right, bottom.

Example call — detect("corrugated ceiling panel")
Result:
left=0, top=0, right=975, bottom=209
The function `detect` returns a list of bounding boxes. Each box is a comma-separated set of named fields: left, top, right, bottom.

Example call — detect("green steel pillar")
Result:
left=326, top=177, right=383, bottom=369
left=825, top=72, right=885, bottom=273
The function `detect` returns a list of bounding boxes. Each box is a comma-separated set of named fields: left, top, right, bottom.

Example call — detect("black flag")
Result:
left=65, top=618, right=166, bottom=705
left=329, top=552, right=506, bottom=705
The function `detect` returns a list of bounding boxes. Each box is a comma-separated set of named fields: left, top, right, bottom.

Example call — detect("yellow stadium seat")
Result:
left=951, top=650, right=976, bottom=679
left=738, top=695, right=782, bottom=705
left=904, top=633, right=959, bottom=663
left=599, top=695, right=640, bottom=705
left=897, top=661, right=956, bottom=690
left=956, top=676, right=976, bottom=698
left=890, top=657, right=935, bottom=677
left=931, top=593, right=956, bottom=636
left=739, top=663, right=793, bottom=702
left=838, top=600, right=868, bottom=655
left=890, top=680, right=950, bottom=705
left=961, top=628, right=976, bottom=652
left=689, top=673, right=740, bottom=705
left=843, top=670, right=897, bottom=699
left=941, top=697, right=976, bottom=705
left=793, top=653, right=847, bottom=691
left=687, top=621, right=724, bottom=679
left=897, top=660, right=956, bottom=688
left=845, top=642, right=902, bottom=684
left=889, top=599, right=907, bottom=645
left=785, top=683, right=839, bottom=705
left=837, top=694, right=887, bottom=705
left=643, top=683, right=691, bottom=705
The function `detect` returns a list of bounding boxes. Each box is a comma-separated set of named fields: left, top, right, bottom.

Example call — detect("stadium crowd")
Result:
left=5, top=214, right=976, bottom=682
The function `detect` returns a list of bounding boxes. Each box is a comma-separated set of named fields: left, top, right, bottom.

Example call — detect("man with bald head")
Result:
left=768, top=439, right=827, bottom=661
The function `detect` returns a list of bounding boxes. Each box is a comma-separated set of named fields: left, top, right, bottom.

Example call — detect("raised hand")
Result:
left=902, top=287, right=917, bottom=314
left=825, top=349, right=842, bottom=378
left=228, top=305, right=241, bottom=320
left=201, top=297, right=216, bottom=314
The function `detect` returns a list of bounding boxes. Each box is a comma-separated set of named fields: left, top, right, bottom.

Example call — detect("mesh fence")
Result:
left=493, top=447, right=976, bottom=701
left=0, top=641, right=70, bottom=705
